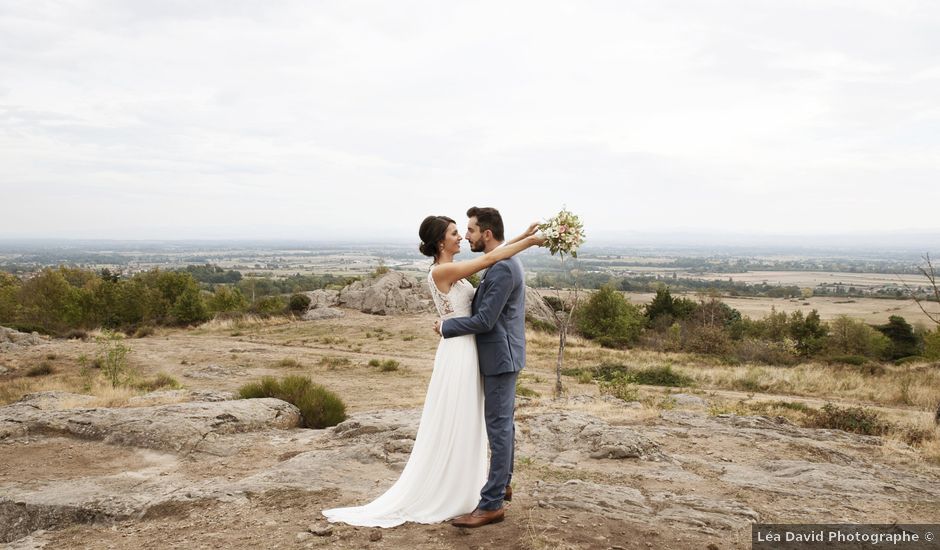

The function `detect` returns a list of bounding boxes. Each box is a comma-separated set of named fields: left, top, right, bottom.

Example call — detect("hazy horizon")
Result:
left=3, top=2, right=939, bottom=240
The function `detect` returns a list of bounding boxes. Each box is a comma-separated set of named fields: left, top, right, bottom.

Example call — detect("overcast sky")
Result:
left=2, top=1, right=939, bottom=242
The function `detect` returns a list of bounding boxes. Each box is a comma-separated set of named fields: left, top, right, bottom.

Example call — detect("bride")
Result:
left=321, top=215, right=542, bottom=527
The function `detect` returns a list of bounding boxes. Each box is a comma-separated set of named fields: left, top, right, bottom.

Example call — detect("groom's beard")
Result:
left=469, top=238, right=485, bottom=253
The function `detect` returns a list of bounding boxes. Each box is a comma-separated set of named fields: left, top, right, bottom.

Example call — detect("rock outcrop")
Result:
left=306, top=271, right=560, bottom=323
left=1, top=326, right=44, bottom=351
left=306, top=272, right=433, bottom=316
left=0, top=393, right=301, bottom=455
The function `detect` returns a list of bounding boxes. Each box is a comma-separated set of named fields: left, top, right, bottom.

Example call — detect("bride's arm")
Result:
left=432, top=234, right=544, bottom=290
left=504, top=222, right=540, bottom=246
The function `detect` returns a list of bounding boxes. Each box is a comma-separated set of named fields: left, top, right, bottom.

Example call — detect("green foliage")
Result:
left=252, top=296, right=287, bottom=316
left=628, top=365, right=693, bottom=387
left=378, top=359, right=400, bottom=372
left=207, top=286, right=249, bottom=314
left=808, top=403, right=891, bottom=436
left=238, top=375, right=347, bottom=428
left=183, top=264, right=242, bottom=284
left=924, top=330, right=940, bottom=360
left=171, top=286, right=209, bottom=325
left=275, top=358, right=302, bottom=368
left=598, top=376, right=639, bottom=402
left=525, top=314, right=557, bottom=333
left=95, top=333, right=133, bottom=388
left=288, top=293, right=311, bottom=313
left=576, top=285, right=644, bottom=348
left=645, top=286, right=696, bottom=324
left=826, top=315, right=890, bottom=359
left=516, top=384, right=540, bottom=397
left=877, top=315, right=918, bottom=360
left=135, top=373, right=182, bottom=391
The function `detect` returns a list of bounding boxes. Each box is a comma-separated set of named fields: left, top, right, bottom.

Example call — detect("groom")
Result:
left=435, top=206, right=526, bottom=528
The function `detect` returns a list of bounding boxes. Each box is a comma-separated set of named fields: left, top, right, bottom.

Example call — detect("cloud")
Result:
left=1, top=1, right=939, bottom=240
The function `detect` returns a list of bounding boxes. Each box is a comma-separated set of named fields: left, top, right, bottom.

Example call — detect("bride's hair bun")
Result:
left=419, top=215, right=456, bottom=258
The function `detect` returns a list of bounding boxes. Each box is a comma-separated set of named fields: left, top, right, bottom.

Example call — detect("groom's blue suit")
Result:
left=441, top=254, right=525, bottom=511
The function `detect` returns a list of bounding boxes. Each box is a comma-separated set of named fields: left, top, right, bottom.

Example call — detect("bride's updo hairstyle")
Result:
left=419, top=215, right=456, bottom=259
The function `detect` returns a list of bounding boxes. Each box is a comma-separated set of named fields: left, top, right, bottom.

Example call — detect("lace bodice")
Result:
left=428, top=267, right=475, bottom=319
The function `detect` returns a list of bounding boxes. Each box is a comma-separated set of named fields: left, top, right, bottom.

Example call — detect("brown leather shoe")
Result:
left=451, top=506, right=505, bottom=528
left=504, top=484, right=512, bottom=502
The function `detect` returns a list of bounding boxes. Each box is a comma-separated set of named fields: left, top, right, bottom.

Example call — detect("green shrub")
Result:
left=576, top=285, right=644, bottom=348
left=135, top=373, right=182, bottom=391
left=577, top=371, right=593, bottom=384
left=96, top=333, right=133, bottom=388
left=275, top=358, right=302, bottom=368
left=599, top=376, right=639, bottom=402
left=629, top=365, right=693, bottom=387
left=238, top=375, right=346, bottom=429
left=894, top=355, right=925, bottom=366
left=252, top=296, right=287, bottom=316
left=808, top=403, right=891, bottom=436
left=516, top=384, right=540, bottom=397
left=368, top=358, right=399, bottom=371
left=525, top=315, right=556, bottom=333
left=288, top=293, right=311, bottom=313
left=26, top=362, right=54, bottom=377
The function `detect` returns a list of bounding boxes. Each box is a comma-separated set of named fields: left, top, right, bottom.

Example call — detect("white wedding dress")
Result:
left=322, top=269, right=488, bottom=527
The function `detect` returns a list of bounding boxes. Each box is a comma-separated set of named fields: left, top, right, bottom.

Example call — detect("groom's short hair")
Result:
left=467, top=206, right=504, bottom=241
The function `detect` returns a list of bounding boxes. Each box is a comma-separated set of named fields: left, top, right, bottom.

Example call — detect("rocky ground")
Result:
left=1, top=302, right=939, bottom=548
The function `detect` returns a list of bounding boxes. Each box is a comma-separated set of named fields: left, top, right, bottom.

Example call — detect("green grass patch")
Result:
left=238, top=375, right=346, bottom=429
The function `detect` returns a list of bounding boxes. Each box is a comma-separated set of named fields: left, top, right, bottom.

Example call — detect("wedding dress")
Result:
left=322, top=268, right=488, bottom=527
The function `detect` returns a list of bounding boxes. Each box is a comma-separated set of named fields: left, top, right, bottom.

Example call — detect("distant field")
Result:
left=691, top=270, right=924, bottom=289
left=617, top=291, right=940, bottom=325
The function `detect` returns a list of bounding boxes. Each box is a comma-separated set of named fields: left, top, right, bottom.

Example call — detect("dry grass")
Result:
left=687, top=362, right=940, bottom=410
left=0, top=374, right=150, bottom=408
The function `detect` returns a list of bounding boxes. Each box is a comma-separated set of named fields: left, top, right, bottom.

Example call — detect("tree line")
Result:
left=0, top=266, right=358, bottom=335
left=561, top=285, right=940, bottom=365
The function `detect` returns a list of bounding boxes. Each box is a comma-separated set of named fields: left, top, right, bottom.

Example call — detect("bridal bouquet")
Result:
left=538, top=208, right=585, bottom=258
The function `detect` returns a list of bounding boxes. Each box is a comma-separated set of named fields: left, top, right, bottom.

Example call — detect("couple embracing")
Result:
left=323, top=206, right=545, bottom=528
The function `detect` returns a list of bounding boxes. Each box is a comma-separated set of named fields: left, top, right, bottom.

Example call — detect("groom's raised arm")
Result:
left=441, top=262, right=513, bottom=338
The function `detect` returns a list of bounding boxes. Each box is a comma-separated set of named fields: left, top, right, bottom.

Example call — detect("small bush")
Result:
left=133, top=325, right=156, bottom=338
left=26, top=362, right=55, bottom=377
left=368, top=359, right=381, bottom=367
left=894, top=355, right=925, bottom=366
left=275, top=358, right=302, bottom=368
left=136, top=373, right=182, bottom=391
left=525, top=315, right=556, bottom=333
left=516, top=384, right=540, bottom=397
left=380, top=360, right=399, bottom=372
left=46, top=353, right=57, bottom=360
left=319, top=356, right=351, bottom=369
left=288, top=293, right=311, bottom=313
left=402, top=334, right=417, bottom=342
left=599, top=376, right=639, bottom=402
left=65, top=329, right=88, bottom=340
left=808, top=403, right=891, bottom=436
left=577, top=371, right=593, bottom=384
left=238, top=375, right=346, bottom=428
left=630, top=365, right=693, bottom=387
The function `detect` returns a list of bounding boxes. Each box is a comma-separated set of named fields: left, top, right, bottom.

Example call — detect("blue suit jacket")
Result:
left=441, top=256, right=526, bottom=376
